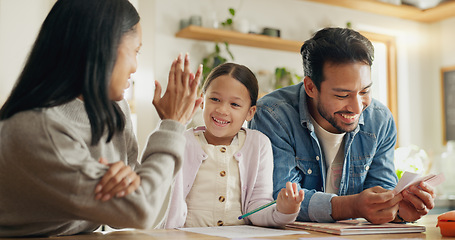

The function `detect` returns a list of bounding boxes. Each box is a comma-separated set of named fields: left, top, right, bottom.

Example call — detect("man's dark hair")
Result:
left=300, top=27, right=374, bottom=90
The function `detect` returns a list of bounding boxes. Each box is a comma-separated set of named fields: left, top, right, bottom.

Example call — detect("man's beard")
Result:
left=316, top=100, right=359, bottom=133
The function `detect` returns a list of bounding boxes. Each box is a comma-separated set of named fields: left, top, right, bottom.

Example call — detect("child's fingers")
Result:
left=293, top=182, right=304, bottom=202
left=285, top=182, right=298, bottom=198
left=292, top=182, right=298, bottom=193
left=283, top=182, right=305, bottom=204
left=277, top=185, right=303, bottom=215
left=297, top=189, right=305, bottom=202
left=279, top=182, right=303, bottom=200
left=278, top=188, right=287, bottom=199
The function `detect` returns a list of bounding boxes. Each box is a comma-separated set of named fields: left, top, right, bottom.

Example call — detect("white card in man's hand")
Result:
left=393, top=171, right=445, bottom=195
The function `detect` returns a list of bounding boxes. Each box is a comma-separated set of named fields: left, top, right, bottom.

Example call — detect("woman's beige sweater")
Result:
left=0, top=99, right=184, bottom=237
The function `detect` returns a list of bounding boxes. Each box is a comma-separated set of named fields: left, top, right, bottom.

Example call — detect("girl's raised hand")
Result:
left=276, top=182, right=304, bottom=214
left=94, top=158, right=141, bottom=201
left=152, top=53, right=203, bottom=125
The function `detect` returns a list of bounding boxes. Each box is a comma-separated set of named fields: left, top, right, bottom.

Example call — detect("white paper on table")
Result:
left=393, top=171, right=445, bottom=194
left=178, top=225, right=308, bottom=238
left=299, top=237, right=346, bottom=240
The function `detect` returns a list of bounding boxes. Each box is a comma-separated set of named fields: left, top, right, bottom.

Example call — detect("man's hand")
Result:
left=396, top=182, right=435, bottom=222
left=152, top=53, right=203, bottom=125
left=332, top=186, right=402, bottom=224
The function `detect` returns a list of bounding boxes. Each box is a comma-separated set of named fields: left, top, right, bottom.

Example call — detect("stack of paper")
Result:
left=178, top=225, right=308, bottom=238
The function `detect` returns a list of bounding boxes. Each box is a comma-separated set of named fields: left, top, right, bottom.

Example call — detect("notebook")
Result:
left=287, top=219, right=426, bottom=235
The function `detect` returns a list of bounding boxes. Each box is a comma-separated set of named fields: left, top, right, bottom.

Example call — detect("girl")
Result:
left=164, top=63, right=304, bottom=228
left=0, top=0, right=201, bottom=237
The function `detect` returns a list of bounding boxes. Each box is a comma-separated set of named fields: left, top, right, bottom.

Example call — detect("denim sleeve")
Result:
left=363, top=111, right=398, bottom=190
left=307, top=192, right=336, bottom=222
left=249, top=105, right=335, bottom=222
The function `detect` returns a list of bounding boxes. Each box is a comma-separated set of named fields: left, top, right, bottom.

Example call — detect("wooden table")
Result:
left=8, top=214, right=443, bottom=239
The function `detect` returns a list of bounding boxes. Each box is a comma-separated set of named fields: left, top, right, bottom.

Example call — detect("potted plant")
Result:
left=201, top=42, right=234, bottom=88
left=274, top=67, right=303, bottom=89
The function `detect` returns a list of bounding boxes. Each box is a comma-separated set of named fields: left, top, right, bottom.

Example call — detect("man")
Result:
left=249, top=27, right=435, bottom=224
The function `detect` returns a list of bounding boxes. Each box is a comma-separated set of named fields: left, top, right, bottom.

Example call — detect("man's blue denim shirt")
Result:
left=248, top=82, right=398, bottom=222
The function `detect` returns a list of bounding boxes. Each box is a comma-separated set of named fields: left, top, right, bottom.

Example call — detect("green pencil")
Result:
left=238, top=200, right=277, bottom=220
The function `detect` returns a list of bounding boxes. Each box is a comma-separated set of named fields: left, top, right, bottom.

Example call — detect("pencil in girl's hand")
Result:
left=238, top=200, right=277, bottom=220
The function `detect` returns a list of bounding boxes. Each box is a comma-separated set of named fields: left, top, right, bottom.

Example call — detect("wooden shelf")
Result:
left=175, top=25, right=303, bottom=53
left=304, top=0, right=455, bottom=23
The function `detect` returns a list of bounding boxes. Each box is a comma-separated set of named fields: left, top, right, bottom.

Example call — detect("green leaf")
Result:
left=224, top=42, right=235, bottom=60
left=275, top=67, right=286, bottom=80
left=229, top=8, right=235, bottom=16
left=227, top=19, right=232, bottom=25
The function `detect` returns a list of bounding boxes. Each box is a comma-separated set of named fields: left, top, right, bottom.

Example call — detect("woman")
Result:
left=0, top=0, right=201, bottom=237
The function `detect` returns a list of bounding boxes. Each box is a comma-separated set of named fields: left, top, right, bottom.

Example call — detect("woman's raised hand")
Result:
left=152, top=53, right=203, bottom=125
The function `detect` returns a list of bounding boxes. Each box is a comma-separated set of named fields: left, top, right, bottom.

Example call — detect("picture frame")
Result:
left=441, top=65, right=455, bottom=144
left=360, top=31, right=398, bottom=126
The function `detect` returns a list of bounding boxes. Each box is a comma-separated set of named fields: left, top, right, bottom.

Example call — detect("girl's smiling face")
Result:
left=202, top=75, right=256, bottom=145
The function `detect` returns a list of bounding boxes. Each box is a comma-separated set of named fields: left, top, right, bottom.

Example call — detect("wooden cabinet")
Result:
left=175, top=25, right=303, bottom=52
